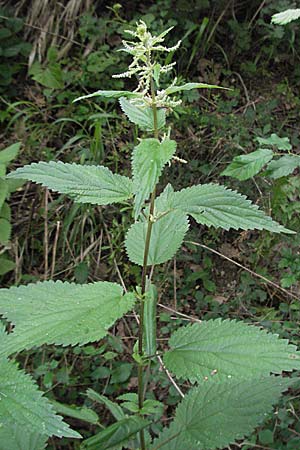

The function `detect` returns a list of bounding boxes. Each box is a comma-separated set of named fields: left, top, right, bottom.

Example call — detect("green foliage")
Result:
left=0, top=11, right=31, bottom=94
left=2, top=19, right=300, bottom=450
left=0, top=426, right=47, bottom=450
left=132, top=138, right=176, bottom=218
left=151, top=377, right=293, bottom=450
left=164, top=319, right=300, bottom=383
left=222, top=133, right=300, bottom=181
left=0, top=356, right=80, bottom=442
left=0, top=142, right=21, bottom=276
left=125, top=210, right=189, bottom=266
left=156, top=183, right=293, bottom=233
left=221, top=148, right=273, bottom=181
left=82, top=416, right=150, bottom=449
left=0, top=280, right=135, bottom=356
left=119, top=97, right=166, bottom=131
left=8, top=161, right=133, bottom=205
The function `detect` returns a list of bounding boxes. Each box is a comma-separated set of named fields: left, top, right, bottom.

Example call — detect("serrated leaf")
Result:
left=119, top=97, right=166, bottom=131
left=0, top=218, right=11, bottom=243
left=265, top=155, right=300, bottom=179
left=0, top=142, right=20, bottom=165
left=221, top=149, right=273, bottom=180
left=0, top=426, right=47, bottom=450
left=86, top=389, right=125, bottom=421
left=51, top=400, right=99, bottom=425
left=151, top=377, right=293, bottom=450
left=0, top=357, right=80, bottom=439
left=272, top=9, right=300, bottom=25
left=165, top=82, right=228, bottom=95
left=162, top=183, right=294, bottom=233
left=82, top=416, right=150, bottom=449
left=164, top=319, right=300, bottom=383
left=7, top=162, right=133, bottom=205
left=256, top=134, right=292, bottom=150
left=74, top=90, right=142, bottom=102
left=132, top=138, right=176, bottom=218
left=125, top=210, right=189, bottom=266
left=0, top=281, right=135, bottom=356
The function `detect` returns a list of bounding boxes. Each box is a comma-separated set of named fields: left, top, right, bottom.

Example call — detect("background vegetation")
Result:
left=1, top=0, right=300, bottom=448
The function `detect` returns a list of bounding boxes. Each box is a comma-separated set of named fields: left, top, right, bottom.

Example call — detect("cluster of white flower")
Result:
left=113, top=21, right=182, bottom=109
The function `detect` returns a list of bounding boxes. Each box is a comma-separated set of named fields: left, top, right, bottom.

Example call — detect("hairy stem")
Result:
left=138, top=74, right=159, bottom=450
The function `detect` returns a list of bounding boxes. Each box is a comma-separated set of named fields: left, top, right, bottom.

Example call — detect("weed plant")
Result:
left=1, top=21, right=300, bottom=450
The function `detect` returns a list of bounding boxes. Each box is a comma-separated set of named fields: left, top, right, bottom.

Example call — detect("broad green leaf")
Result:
left=272, top=9, right=300, bottom=25
left=74, top=90, right=142, bottom=102
left=0, top=256, right=15, bottom=276
left=0, top=281, right=135, bottom=356
left=51, top=400, right=99, bottom=425
left=165, top=82, right=227, bottom=95
left=132, top=138, right=176, bottom=218
left=221, top=149, right=273, bottom=180
left=0, top=218, right=11, bottom=243
left=86, top=389, right=125, bottom=421
left=164, top=319, right=300, bottom=383
left=151, top=377, right=293, bottom=450
left=265, top=155, right=300, bottom=179
left=0, top=142, right=20, bottom=165
left=8, top=162, right=133, bottom=205
left=119, top=97, right=166, bottom=131
left=143, top=284, right=157, bottom=357
left=82, top=416, right=150, bottom=449
left=162, top=183, right=294, bottom=233
left=0, top=179, right=8, bottom=209
left=0, top=357, right=80, bottom=439
left=256, top=133, right=292, bottom=150
left=0, top=426, right=47, bottom=450
left=30, top=62, right=64, bottom=89
left=125, top=210, right=189, bottom=266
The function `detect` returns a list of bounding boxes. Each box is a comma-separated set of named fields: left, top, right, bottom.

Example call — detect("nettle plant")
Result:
left=1, top=22, right=300, bottom=450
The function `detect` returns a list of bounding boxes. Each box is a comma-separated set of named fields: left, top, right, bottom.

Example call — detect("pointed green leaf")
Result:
left=51, top=400, right=99, bottom=425
left=125, top=210, right=189, bottom=266
left=164, top=319, right=300, bottom=383
left=165, top=82, right=228, bottom=95
left=0, top=357, right=80, bottom=439
left=0, top=281, right=135, bottom=356
left=86, top=389, right=125, bottom=421
left=0, top=426, right=47, bottom=450
left=74, top=90, right=142, bottom=102
left=272, top=9, right=300, bottom=25
left=265, top=155, right=300, bottom=179
left=7, top=162, right=133, bottom=205
left=221, top=149, right=273, bottom=180
left=0, top=142, right=20, bottom=165
left=119, top=97, right=166, bottom=131
left=162, top=183, right=294, bottom=233
left=151, top=377, right=293, bottom=450
left=256, top=134, right=292, bottom=150
left=82, top=416, right=150, bottom=449
left=132, top=138, right=176, bottom=218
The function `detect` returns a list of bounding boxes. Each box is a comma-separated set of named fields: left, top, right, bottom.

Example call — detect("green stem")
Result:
left=138, top=75, right=159, bottom=450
